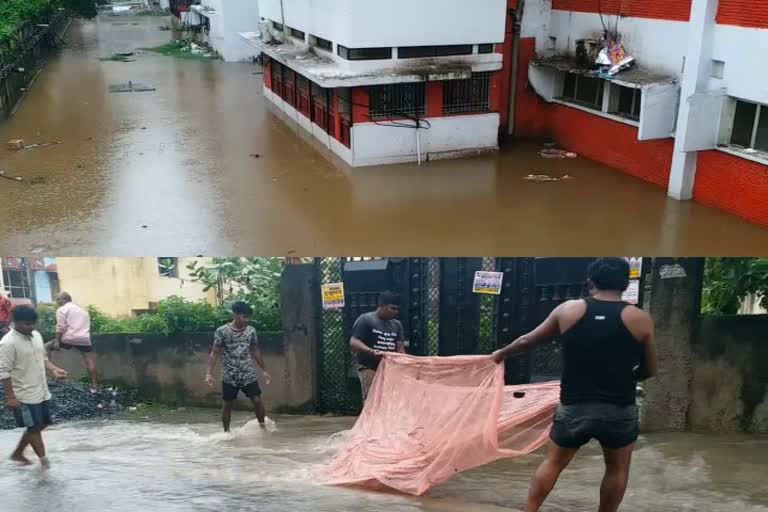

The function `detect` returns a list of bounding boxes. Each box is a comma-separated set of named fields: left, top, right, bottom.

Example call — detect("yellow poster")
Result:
left=321, top=282, right=345, bottom=309
left=472, top=271, right=504, bottom=295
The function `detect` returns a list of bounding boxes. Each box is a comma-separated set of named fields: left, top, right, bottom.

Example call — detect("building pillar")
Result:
left=667, top=0, right=719, bottom=200
left=279, top=264, right=319, bottom=411
left=641, top=258, right=705, bottom=432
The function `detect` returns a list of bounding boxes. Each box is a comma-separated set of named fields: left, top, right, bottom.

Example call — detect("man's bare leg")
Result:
left=599, top=443, right=634, bottom=512
left=525, top=441, right=579, bottom=512
left=222, top=401, right=234, bottom=432
left=82, top=352, right=99, bottom=390
left=10, top=432, right=32, bottom=465
left=249, top=396, right=266, bottom=426
left=25, top=427, right=49, bottom=467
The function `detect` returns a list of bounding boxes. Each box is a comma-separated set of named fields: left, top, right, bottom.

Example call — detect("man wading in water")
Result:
left=205, top=302, right=271, bottom=432
left=492, top=258, right=657, bottom=512
left=349, top=291, right=406, bottom=402
left=0, top=305, right=68, bottom=467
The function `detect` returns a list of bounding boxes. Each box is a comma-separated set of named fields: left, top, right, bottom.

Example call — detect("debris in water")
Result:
left=524, top=174, right=574, bottom=182
left=250, top=153, right=260, bottom=158
left=109, top=81, right=156, bottom=93
left=115, top=51, right=134, bottom=57
left=7, top=139, right=25, bottom=150
left=538, top=148, right=577, bottom=159
left=0, top=171, right=24, bottom=182
left=24, top=141, right=63, bottom=150
left=30, top=247, right=45, bottom=254
left=141, top=225, right=148, bottom=229
left=159, top=25, right=171, bottom=31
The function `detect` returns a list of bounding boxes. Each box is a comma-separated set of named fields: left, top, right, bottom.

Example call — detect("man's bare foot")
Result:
left=10, top=453, right=32, bottom=465
left=40, top=457, right=50, bottom=469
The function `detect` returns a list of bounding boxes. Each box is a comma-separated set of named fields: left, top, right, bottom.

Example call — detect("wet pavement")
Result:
left=0, top=411, right=766, bottom=512
left=1, top=15, right=768, bottom=256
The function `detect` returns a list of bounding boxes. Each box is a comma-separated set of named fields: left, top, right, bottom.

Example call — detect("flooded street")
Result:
left=0, top=411, right=766, bottom=512
left=2, top=15, right=768, bottom=255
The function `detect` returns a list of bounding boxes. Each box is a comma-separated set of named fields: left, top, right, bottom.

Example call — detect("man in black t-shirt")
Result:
left=349, top=291, right=406, bottom=402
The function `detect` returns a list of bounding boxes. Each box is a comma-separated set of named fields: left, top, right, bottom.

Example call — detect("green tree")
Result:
left=187, top=258, right=282, bottom=331
left=701, top=257, right=768, bottom=315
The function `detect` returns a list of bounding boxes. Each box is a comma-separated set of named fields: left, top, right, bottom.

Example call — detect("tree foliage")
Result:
left=0, top=0, right=99, bottom=43
left=702, top=257, right=768, bottom=315
left=187, top=257, right=283, bottom=332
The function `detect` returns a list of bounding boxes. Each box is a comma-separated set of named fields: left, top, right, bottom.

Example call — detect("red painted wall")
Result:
left=426, top=82, right=443, bottom=118
left=351, top=87, right=369, bottom=124
left=513, top=36, right=673, bottom=188
left=716, top=0, right=768, bottom=28
left=550, top=107, right=674, bottom=188
left=263, top=57, right=272, bottom=89
left=552, top=0, right=692, bottom=21
left=694, top=151, right=768, bottom=228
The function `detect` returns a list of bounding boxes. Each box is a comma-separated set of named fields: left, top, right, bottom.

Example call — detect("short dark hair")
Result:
left=587, top=258, right=630, bottom=292
left=378, top=291, right=401, bottom=307
left=231, top=301, right=253, bottom=315
left=12, top=305, right=38, bottom=322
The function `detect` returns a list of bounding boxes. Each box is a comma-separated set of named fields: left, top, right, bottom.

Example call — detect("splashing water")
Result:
left=0, top=410, right=766, bottom=512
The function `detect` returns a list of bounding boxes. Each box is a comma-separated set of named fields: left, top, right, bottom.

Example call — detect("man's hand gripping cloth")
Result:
left=324, top=353, right=560, bottom=495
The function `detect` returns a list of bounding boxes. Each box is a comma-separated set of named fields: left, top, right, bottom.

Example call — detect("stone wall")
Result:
left=689, top=315, right=768, bottom=433
left=50, top=331, right=315, bottom=413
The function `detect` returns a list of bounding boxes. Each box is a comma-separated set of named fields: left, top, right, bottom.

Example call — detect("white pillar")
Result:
left=667, top=0, right=719, bottom=200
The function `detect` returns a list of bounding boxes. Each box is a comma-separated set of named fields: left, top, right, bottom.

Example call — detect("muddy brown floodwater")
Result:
left=1, top=15, right=768, bottom=256
left=0, top=412, right=767, bottom=512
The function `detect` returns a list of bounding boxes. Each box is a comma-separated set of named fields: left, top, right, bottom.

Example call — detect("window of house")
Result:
left=369, top=83, right=426, bottom=120
left=3, top=268, right=31, bottom=299
left=311, top=82, right=329, bottom=107
left=158, top=257, right=179, bottom=278
left=309, top=35, right=332, bottom=51
left=608, top=84, right=642, bottom=121
left=338, top=87, right=352, bottom=118
left=398, top=45, right=473, bottom=59
left=271, top=21, right=283, bottom=31
left=478, top=44, right=494, bottom=54
left=561, top=74, right=604, bottom=110
left=443, top=72, right=491, bottom=114
left=730, top=100, right=768, bottom=153
left=287, top=27, right=305, bottom=41
left=337, top=45, right=392, bottom=61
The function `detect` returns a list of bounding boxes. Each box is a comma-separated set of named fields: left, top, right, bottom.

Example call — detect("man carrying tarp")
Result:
left=492, top=257, right=657, bottom=512
left=349, top=291, right=406, bottom=402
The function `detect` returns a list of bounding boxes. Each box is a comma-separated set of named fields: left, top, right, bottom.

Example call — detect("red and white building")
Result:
left=242, top=0, right=768, bottom=228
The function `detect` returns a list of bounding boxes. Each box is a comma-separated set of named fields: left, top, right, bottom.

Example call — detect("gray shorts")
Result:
left=550, top=402, right=639, bottom=450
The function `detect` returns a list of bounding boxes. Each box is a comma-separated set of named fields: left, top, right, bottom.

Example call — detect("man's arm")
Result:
left=0, top=344, right=19, bottom=410
left=249, top=345, right=271, bottom=384
left=45, top=359, right=68, bottom=380
left=54, top=308, right=66, bottom=346
left=633, top=311, right=657, bottom=381
left=205, top=346, right=222, bottom=387
left=350, top=316, right=377, bottom=357
left=492, top=304, right=564, bottom=363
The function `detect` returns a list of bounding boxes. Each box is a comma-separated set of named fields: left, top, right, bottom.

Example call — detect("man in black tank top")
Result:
left=492, top=258, right=657, bottom=512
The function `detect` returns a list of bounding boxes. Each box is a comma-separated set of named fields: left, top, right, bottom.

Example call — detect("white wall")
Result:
left=710, top=24, right=768, bottom=105
left=351, top=114, right=500, bottom=166
left=200, top=0, right=260, bottom=62
left=258, top=0, right=506, bottom=48
left=548, top=10, right=688, bottom=77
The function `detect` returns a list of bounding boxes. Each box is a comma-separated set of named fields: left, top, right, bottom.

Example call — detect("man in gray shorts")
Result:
left=492, top=258, right=657, bottom=512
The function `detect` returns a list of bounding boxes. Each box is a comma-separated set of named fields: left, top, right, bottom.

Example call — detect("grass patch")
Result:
left=143, top=40, right=216, bottom=60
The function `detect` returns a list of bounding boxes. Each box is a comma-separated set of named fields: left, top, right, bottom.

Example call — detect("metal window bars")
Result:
left=369, top=83, right=426, bottom=120
left=443, top=72, right=491, bottom=115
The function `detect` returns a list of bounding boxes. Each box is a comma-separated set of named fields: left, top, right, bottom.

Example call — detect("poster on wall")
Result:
left=622, top=280, right=640, bottom=305
left=472, top=271, right=504, bottom=295
left=321, top=282, right=345, bottom=310
left=626, top=257, right=642, bottom=279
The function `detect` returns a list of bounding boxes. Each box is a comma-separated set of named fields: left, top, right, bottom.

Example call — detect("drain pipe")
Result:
left=279, top=0, right=286, bottom=42
left=416, top=121, right=422, bottom=166
left=507, top=0, right=525, bottom=137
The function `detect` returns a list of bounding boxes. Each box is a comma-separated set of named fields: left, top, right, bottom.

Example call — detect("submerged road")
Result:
left=0, top=412, right=766, bottom=511
left=1, top=15, right=768, bottom=256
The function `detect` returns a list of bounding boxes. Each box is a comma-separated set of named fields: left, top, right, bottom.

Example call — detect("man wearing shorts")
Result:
left=1, top=305, right=68, bottom=467
left=45, top=292, right=98, bottom=392
left=349, top=291, right=406, bottom=403
left=492, top=258, right=657, bottom=512
left=205, top=301, right=271, bottom=432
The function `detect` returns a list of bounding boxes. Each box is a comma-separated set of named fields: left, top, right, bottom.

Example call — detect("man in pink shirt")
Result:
left=45, top=292, right=98, bottom=392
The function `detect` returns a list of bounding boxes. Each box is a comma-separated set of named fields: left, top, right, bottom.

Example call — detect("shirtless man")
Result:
left=492, top=257, right=657, bottom=512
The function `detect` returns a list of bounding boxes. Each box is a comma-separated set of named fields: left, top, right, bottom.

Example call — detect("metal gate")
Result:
left=313, top=257, right=645, bottom=413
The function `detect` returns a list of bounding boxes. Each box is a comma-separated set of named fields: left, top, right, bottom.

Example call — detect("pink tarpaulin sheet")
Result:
left=324, top=353, right=560, bottom=496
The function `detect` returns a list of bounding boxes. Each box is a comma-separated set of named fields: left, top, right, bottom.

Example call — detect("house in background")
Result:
left=241, top=0, right=509, bottom=167
left=189, top=0, right=260, bottom=62
left=0, top=257, right=216, bottom=317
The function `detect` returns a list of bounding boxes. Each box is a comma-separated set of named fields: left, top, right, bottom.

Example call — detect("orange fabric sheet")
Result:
left=324, top=353, right=560, bottom=495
